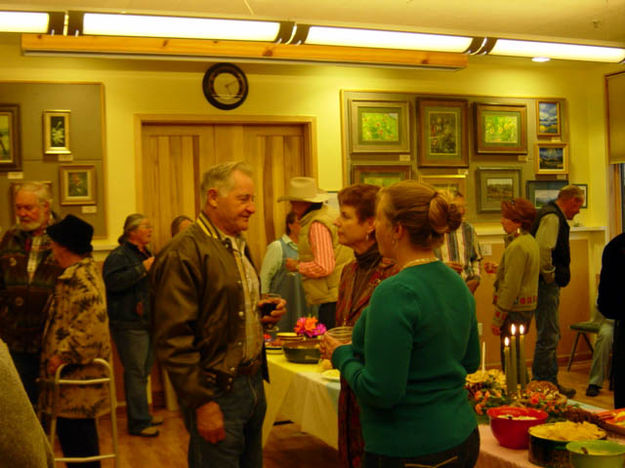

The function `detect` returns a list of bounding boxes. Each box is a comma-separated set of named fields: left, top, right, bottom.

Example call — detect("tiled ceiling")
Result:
left=4, top=0, right=625, bottom=45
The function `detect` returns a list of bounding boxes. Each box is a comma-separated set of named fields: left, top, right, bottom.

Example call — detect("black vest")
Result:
left=531, top=201, right=571, bottom=287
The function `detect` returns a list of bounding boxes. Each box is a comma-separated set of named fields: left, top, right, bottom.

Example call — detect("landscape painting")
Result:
left=537, top=101, right=561, bottom=137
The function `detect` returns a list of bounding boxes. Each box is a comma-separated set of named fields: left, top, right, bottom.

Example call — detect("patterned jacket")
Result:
left=40, top=257, right=111, bottom=419
left=0, top=225, right=62, bottom=353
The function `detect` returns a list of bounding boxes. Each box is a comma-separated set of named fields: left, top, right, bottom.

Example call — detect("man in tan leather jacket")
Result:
left=152, top=161, right=285, bottom=468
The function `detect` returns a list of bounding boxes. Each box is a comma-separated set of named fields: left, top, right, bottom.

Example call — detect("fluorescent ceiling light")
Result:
left=81, top=13, right=282, bottom=42
left=0, top=11, right=50, bottom=33
left=304, top=26, right=472, bottom=53
left=491, top=39, right=625, bottom=63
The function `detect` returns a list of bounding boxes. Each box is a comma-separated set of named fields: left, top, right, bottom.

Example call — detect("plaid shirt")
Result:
left=434, top=221, right=482, bottom=282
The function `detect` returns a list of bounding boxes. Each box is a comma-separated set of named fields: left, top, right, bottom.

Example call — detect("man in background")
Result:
left=0, top=182, right=62, bottom=404
left=531, top=185, right=584, bottom=398
left=434, top=192, right=482, bottom=294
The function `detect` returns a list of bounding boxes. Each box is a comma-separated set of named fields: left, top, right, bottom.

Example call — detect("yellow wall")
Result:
left=0, top=35, right=621, bottom=248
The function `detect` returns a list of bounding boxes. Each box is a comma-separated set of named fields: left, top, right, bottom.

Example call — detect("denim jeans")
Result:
left=110, top=327, right=154, bottom=434
left=363, top=427, right=480, bottom=468
left=532, top=280, right=561, bottom=384
left=182, top=372, right=266, bottom=468
left=9, top=351, right=40, bottom=406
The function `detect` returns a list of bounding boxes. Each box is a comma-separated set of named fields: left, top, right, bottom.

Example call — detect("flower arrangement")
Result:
left=466, top=369, right=508, bottom=417
left=294, top=316, right=326, bottom=338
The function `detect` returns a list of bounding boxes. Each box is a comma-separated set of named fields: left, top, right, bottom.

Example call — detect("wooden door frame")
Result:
left=134, top=114, right=317, bottom=212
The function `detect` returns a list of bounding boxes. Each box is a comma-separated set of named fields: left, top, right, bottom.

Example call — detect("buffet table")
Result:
left=263, top=352, right=340, bottom=448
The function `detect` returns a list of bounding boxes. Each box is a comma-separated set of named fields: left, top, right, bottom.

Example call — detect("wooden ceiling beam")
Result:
left=21, top=34, right=467, bottom=69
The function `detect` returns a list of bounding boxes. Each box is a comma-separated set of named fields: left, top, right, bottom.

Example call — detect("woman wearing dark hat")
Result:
left=102, top=214, right=160, bottom=437
left=40, top=215, right=111, bottom=467
left=489, top=198, right=540, bottom=371
left=279, top=177, right=353, bottom=330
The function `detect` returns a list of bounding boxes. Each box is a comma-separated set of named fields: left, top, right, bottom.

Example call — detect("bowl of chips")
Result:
left=529, top=421, right=607, bottom=467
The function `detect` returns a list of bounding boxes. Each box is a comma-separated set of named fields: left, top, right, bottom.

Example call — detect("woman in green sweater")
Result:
left=323, top=181, right=480, bottom=468
left=490, top=198, right=539, bottom=369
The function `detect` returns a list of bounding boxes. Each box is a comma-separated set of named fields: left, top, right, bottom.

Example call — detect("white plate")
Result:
left=321, top=369, right=340, bottom=381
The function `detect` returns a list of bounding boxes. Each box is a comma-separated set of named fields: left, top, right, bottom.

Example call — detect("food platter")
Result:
left=321, top=369, right=340, bottom=382
left=597, top=408, right=625, bottom=436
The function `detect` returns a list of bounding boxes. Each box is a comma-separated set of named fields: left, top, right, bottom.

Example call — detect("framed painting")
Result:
left=10, top=181, right=52, bottom=224
left=43, top=110, right=71, bottom=155
left=574, top=183, right=588, bottom=208
left=536, top=100, right=561, bottom=137
left=475, top=103, right=528, bottom=154
left=418, top=174, right=467, bottom=197
left=350, top=100, right=410, bottom=153
left=351, top=164, right=411, bottom=187
left=526, top=180, right=569, bottom=208
left=535, top=142, right=568, bottom=175
left=0, top=104, right=21, bottom=171
left=59, top=165, right=96, bottom=205
left=476, top=168, right=522, bottom=212
left=418, top=99, right=468, bottom=168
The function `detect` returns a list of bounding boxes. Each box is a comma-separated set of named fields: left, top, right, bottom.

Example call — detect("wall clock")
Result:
left=202, top=63, right=248, bottom=110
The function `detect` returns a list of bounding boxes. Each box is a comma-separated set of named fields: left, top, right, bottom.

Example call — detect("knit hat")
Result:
left=277, top=177, right=329, bottom=203
left=47, top=215, right=94, bottom=255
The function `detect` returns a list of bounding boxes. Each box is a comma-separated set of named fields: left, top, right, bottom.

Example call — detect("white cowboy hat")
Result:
left=278, top=177, right=329, bottom=203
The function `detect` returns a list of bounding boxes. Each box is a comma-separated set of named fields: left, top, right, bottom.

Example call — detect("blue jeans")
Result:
left=110, top=327, right=154, bottom=434
left=532, top=280, right=561, bottom=384
left=9, top=351, right=40, bottom=406
left=182, top=372, right=266, bottom=468
left=363, top=427, right=480, bottom=468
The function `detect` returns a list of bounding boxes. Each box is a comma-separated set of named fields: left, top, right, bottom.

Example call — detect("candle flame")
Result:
left=519, top=324, right=525, bottom=334
left=511, top=324, right=516, bottom=335
left=504, top=336, right=510, bottom=346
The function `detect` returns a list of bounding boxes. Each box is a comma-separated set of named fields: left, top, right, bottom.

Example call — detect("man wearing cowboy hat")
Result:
left=279, top=177, right=353, bottom=330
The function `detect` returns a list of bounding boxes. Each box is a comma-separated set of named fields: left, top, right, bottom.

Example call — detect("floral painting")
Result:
left=360, top=109, right=399, bottom=142
left=43, top=110, right=71, bottom=155
left=0, top=104, right=21, bottom=171
left=349, top=99, right=410, bottom=153
left=475, top=104, right=527, bottom=154
left=418, top=99, right=468, bottom=167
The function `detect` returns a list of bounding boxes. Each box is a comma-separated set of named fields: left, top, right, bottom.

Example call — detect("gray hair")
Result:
left=16, top=182, right=53, bottom=207
left=558, top=185, right=585, bottom=201
left=118, top=213, right=147, bottom=245
left=200, top=161, right=253, bottom=205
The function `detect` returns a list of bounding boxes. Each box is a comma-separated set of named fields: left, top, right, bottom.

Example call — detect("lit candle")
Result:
left=504, top=337, right=514, bottom=396
left=519, top=324, right=527, bottom=391
left=510, top=324, right=518, bottom=395
left=481, top=341, right=486, bottom=373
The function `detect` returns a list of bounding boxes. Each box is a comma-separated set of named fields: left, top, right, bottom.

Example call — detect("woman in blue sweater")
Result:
left=323, top=181, right=480, bottom=467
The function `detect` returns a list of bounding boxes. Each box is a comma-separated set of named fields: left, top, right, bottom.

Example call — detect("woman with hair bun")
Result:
left=490, top=198, right=540, bottom=367
left=323, top=181, right=480, bottom=468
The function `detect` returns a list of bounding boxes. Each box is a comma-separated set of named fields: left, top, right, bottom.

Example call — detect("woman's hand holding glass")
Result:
left=321, top=330, right=352, bottom=360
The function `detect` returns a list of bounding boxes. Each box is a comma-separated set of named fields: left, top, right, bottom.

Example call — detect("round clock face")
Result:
left=202, top=63, right=248, bottom=110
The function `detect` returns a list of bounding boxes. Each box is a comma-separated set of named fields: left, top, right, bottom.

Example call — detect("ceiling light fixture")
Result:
left=290, top=24, right=473, bottom=53
left=0, top=10, right=64, bottom=34
left=68, top=11, right=293, bottom=43
left=490, top=38, right=625, bottom=63
left=531, top=57, right=551, bottom=63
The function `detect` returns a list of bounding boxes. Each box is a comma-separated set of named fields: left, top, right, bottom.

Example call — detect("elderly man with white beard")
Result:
left=0, top=182, right=62, bottom=405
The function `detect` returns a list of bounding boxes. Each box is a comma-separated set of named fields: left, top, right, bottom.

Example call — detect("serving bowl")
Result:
left=283, top=339, right=321, bottom=364
left=567, top=440, right=625, bottom=468
left=487, top=406, right=548, bottom=449
left=528, top=422, right=607, bottom=467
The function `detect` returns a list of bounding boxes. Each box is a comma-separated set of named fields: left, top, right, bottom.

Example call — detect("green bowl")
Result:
left=567, top=440, right=625, bottom=468
left=283, top=339, right=321, bottom=364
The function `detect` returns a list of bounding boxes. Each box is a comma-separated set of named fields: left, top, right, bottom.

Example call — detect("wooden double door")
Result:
left=140, top=119, right=314, bottom=267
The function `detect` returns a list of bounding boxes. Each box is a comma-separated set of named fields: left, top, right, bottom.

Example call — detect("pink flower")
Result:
left=294, top=316, right=326, bottom=338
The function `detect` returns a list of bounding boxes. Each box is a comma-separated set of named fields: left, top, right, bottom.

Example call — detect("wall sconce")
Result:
left=67, top=11, right=294, bottom=43
left=0, top=10, right=64, bottom=34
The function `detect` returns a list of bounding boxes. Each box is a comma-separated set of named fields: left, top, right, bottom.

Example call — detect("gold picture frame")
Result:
left=43, top=110, right=71, bottom=155
left=418, top=174, right=467, bottom=197
left=59, top=165, right=96, bottom=205
left=535, top=142, right=568, bottom=175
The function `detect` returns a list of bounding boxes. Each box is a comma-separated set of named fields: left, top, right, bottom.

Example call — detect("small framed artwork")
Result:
left=418, top=174, right=467, bottom=197
left=535, top=142, right=568, bottom=175
left=59, top=165, right=96, bottom=205
left=536, top=100, right=561, bottom=137
left=0, top=104, right=21, bottom=171
left=476, top=167, right=522, bottom=212
left=10, top=181, right=52, bottom=223
left=418, top=99, right=468, bottom=168
left=574, top=183, right=588, bottom=208
left=43, top=110, right=71, bottom=155
left=526, top=180, right=569, bottom=208
left=349, top=100, right=410, bottom=153
left=351, top=164, right=411, bottom=187
left=475, top=103, right=528, bottom=154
